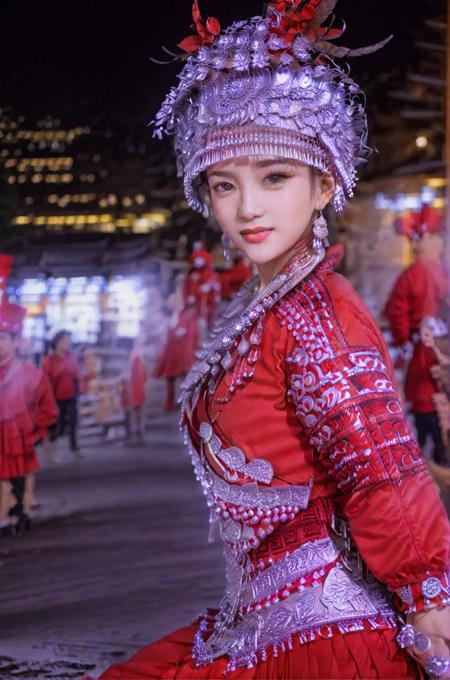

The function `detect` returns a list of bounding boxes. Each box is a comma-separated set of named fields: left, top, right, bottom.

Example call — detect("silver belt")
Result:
left=194, top=537, right=397, bottom=671
left=242, top=537, right=339, bottom=606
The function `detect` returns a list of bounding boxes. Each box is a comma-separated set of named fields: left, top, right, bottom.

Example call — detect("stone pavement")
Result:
left=0, top=409, right=224, bottom=679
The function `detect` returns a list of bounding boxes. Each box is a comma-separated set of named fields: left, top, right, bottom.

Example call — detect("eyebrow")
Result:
left=254, top=158, right=293, bottom=168
left=207, top=169, right=235, bottom=179
left=207, top=158, right=294, bottom=179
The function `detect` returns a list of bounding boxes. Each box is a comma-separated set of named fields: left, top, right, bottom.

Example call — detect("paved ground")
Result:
left=0, top=406, right=224, bottom=679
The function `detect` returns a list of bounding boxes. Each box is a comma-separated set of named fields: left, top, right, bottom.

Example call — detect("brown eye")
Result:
left=213, top=181, right=234, bottom=193
left=264, top=173, right=289, bottom=185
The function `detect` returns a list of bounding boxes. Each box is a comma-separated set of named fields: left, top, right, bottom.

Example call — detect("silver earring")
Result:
left=313, top=211, right=329, bottom=251
left=221, top=234, right=232, bottom=260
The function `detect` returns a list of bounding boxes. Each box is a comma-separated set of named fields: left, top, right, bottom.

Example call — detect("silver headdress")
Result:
left=153, top=0, right=391, bottom=215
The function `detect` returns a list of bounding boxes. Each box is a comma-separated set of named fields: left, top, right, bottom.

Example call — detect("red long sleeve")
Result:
left=384, top=270, right=413, bottom=346
left=33, top=371, right=58, bottom=440
left=280, top=270, right=450, bottom=614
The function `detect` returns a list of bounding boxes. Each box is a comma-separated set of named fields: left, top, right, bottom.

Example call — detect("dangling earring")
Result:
left=222, top=234, right=232, bottom=260
left=313, top=210, right=329, bottom=251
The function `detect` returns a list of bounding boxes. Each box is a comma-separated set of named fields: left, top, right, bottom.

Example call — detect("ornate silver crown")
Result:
left=153, top=1, right=391, bottom=215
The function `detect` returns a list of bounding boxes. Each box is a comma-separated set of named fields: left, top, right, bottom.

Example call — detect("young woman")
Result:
left=100, top=2, right=450, bottom=678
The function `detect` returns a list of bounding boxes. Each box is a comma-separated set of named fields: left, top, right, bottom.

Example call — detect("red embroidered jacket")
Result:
left=202, top=254, right=450, bottom=616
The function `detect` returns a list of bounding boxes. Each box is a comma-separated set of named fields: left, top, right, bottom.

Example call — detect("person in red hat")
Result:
left=385, top=203, right=448, bottom=464
left=183, top=242, right=221, bottom=332
left=0, top=258, right=58, bottom=535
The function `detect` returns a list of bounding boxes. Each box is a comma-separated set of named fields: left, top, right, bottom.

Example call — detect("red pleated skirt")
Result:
left=98, top=621, right=421, bottom=680
left=0, top=414, right=39, bottom=479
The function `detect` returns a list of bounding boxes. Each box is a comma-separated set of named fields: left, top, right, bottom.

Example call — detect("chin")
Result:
left=240, top=243, right=292, bottom=266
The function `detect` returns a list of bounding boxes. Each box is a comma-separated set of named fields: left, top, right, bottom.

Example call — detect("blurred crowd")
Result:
left=2, top=212, right=450, bottom=539
left=0, top=243, right=253, bottom=537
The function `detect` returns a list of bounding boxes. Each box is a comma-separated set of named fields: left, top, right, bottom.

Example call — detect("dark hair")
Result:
left=52, top=330, right=71, bottom=350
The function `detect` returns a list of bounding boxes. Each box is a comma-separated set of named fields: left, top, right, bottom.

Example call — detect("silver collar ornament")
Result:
left=179, top=241, right=325, bottom=412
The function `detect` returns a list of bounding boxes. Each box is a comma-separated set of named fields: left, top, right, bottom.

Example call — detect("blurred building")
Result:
left=0, top=106, right=176, bottom=235
left=0, top=105, right=217, bottom=352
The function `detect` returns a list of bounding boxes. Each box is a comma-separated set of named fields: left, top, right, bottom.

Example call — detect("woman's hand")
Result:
left=402, top=607, right=450, bottom=678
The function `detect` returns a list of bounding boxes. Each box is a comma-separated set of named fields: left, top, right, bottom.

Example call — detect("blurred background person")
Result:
left=384, top=203, right=448, bottom=465
left=183, top=241, right=220, bottom=336
left=122, top=335, right=149, bottom=445
left=0, top=255, right=57, bottom=536
left=219, top=253, right=253, bottom=302
left=43, top=330, right=81, bottom=457
left=154, top=285, right=199, bottom=412
left=418, top=317, right=450, bottom=494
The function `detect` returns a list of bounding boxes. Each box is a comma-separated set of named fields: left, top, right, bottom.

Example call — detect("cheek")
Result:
left=210, top=195, right=235, bottom=234
left=273, top=184, right=312, bottom=230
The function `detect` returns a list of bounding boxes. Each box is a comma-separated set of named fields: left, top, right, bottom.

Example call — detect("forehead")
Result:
left=206, top=155, right=305, bottom=174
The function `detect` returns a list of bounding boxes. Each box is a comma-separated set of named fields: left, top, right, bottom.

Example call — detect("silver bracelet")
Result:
left=425, top=655, right=450, bottom=679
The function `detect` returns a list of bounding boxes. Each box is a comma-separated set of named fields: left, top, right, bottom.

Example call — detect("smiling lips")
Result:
left=240, top=227, right=274, bottom=244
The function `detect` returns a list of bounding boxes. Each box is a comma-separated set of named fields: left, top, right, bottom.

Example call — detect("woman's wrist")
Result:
left=394, top=571, right=450, bottom=615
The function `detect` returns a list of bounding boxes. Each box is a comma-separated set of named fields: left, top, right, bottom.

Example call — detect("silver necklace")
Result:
left=180, top=245, right=324, bottom=407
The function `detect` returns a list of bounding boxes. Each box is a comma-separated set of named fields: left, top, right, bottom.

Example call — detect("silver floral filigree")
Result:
left=153, top=11, right=372, bottom=216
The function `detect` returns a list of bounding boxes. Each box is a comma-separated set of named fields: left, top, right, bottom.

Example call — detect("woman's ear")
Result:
left=315, top=172, right=335, bottom=210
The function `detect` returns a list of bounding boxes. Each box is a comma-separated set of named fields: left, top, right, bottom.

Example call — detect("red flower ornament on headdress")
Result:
left=154, top=0, right=393, bottom=215
left=179, top=1, right=221, bottom=54
left=265, top=0, right=386, bottom=57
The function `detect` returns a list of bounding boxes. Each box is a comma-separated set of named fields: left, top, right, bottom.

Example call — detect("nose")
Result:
left=237, top=186, right=264, bottom=223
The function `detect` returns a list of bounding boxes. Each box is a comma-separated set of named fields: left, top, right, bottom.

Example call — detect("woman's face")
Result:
left=206, top=156, right=334, bottom=267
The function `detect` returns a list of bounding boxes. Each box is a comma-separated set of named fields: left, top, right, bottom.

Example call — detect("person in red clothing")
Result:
left=183, top=242, right=221, bottom=332
left=154, top=291, right=200, bottom=411
left=98, top=3, right=450, bottom=679
left=219, top=254, right=253, bottom=301
left=43, top=330, right=81, bottom=455
left=122, top=336, right=149, bottom=444
left=0, top=293, right=57, bottom=535
left=385, top=203, right=448, bottom=464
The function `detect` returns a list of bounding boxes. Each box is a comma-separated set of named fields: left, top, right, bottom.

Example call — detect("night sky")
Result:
left=0, top=0, right=444, bottom=127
